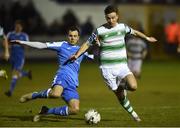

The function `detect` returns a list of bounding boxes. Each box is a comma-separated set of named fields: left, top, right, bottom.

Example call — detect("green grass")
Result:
left=0, top=60, right=180, bottom=127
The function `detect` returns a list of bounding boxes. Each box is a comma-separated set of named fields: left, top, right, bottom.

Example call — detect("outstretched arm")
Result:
left=132, top=29, right=157, bottom=43
left=70, top=31, right=98, bottom=61
left=11, top=40, right=47, bottom=49
left=70, top=41, right=90, bottom=60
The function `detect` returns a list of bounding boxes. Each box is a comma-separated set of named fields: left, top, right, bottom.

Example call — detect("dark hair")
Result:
left=67, top=26, right=80, bottom=35
left=104, top=5, right=118, bottom=15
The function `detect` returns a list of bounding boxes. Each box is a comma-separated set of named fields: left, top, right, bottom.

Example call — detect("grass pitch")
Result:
left=0, top=59, right=180, bottom=127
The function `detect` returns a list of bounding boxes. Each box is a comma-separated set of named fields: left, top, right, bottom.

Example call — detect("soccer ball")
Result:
left=84, top=109, right=101, bottom=124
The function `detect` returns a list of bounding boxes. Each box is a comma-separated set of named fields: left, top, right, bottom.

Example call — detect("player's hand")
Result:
left=10, top=40, right=21, bottom=44
left=70, top=54, right=78, bottom=61
left=146, top=37, right=157, bottom=43
left=95, top=37, right=100, bottom=46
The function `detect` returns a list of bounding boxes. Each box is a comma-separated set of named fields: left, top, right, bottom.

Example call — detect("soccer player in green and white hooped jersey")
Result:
left=71, top=5, right=157, bottom=122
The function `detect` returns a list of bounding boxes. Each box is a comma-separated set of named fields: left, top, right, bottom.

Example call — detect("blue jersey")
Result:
left=46, top=41, right=92, bottom=87
left=7, top=31, right=29, bottom=70
left=7, top=31, right=29, bottom=59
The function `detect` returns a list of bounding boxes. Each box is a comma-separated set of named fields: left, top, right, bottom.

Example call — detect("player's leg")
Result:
left=123, top=73, right=137, bottom=91
left=5, top=58, right=24, bottom=96
left=20, top=73, right=64, bottom=102
left=20, top=70, right=32, bottom=80
left=112, top=66, right=141, bottom=122
left=114, top=86, right=141, bottom=122
left=5, top=69, right=20, bottom=97
left=16, top=59, right=32, bottom=79
left=41, top=86, right=80, bottom=115
left=20, top=85, right=63, bottom=103
left=68, top=99, right=80, bottom=114
left=33, top=99, right=79, bottom=122
left=38, top=99, right=79, bottom=115
left=33, top=86, right=79, bottom=122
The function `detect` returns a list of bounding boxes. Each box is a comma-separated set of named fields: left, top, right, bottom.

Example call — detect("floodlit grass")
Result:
left=0, top=59, right=180, bottom=127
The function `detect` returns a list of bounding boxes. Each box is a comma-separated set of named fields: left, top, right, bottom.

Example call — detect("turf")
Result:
left=0, top=59, right=180, bottom=127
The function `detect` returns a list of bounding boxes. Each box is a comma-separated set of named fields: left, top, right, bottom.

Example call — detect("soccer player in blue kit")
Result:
left=12, top=26, right=93, bottom=122
left=5, top=20, right=32, bottom=97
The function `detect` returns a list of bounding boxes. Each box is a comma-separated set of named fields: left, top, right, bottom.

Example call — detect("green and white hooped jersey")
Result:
left=87, top=23, right=134, bottom=68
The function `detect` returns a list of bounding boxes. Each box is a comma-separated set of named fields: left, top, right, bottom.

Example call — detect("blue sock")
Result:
left=10, top=76, right=18, bottom=94
left=20, top=71, right=28, bottom=77
left=47, top=106, right=69, bottom=116
left=32, top=88, right=51, bottom=99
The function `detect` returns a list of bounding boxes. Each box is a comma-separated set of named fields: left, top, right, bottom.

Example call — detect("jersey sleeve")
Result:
left=84, top=52, right=94, bottom=60
left=86, top=30, right=98, bottom=46
left=24, top=33, right=29, bottom=41
left=124, top=24, right=134, bottom=35
left=46, top=41, right=64, bottom=50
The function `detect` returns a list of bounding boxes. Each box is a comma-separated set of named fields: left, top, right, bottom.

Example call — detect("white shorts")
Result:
left=128, top=59, right=142, bottom=74
left=100, top=64, right=132, bottom=91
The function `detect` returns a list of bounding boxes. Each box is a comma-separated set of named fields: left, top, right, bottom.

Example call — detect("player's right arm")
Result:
left=71, top=42, right=90, bottom=60
left=10, top=40, right=48, bottom=49
left=70, top=31, right=98, bottom=60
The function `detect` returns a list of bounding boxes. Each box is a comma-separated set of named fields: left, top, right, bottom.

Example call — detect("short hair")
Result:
left=104, top=5, right=118, bottom=15
left=67, top=26, right=80, bottom=35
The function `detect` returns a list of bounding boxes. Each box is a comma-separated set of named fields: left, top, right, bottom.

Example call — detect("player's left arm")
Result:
left=84, top=52, right=94, bottom=60
left=10, top=40, right=48, bottom=49
left=132, top=29, right=157, bottom=43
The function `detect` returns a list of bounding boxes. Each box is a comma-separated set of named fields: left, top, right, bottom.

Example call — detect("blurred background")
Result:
left=1, top=0, right=180, bottom=60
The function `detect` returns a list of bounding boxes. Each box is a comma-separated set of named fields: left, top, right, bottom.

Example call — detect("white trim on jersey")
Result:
left=84, top=52, right=94, bottom=59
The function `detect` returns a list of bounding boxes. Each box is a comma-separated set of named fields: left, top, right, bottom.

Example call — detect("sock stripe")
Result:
left=46, top=88, right=51, bottom=98
left=124, top=100, right=130, bottom=108
left=65, top=106, right=69, bottom=115
left=119, top=98, right=139, bottom=119
left=128, top=107, right=133, bottom=113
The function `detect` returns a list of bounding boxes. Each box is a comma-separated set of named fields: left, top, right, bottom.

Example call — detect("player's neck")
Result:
left=106, top=23, right=118, bottom=28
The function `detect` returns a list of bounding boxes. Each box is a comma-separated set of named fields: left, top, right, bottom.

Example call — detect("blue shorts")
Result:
left=10, top=56, right=24, bottom=71
left=52, top=73, right=79, bottom=102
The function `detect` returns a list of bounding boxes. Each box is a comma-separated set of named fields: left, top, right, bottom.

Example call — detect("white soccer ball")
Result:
left=84, top=109, right=101, bottom=124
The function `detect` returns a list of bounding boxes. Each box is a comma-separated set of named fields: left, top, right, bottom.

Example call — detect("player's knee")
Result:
left=70, top=107, right=79, bottom=115
left=130, top=84, right=137, bottom=91
left=49, top=92, right=60, bottom=98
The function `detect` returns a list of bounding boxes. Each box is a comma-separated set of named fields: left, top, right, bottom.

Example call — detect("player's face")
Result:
left=15, top=23, right=23, bottom=33
left=105, top=12, right=118, bottom=27
left=68, top=30, right=79, bottom=45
